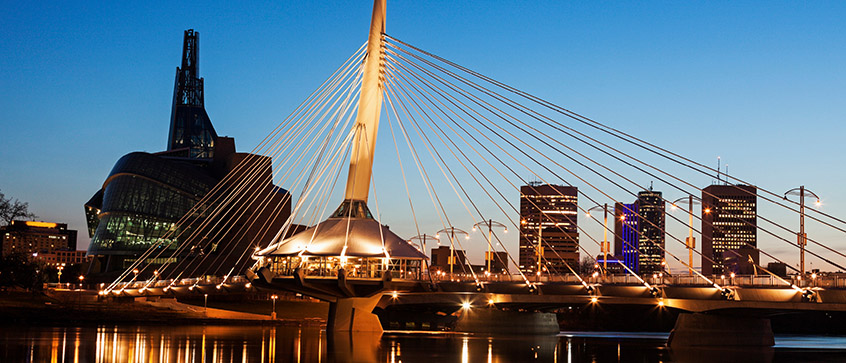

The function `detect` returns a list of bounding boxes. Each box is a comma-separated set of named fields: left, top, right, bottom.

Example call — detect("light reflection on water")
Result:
left=1, top=325, right=845, bottom=362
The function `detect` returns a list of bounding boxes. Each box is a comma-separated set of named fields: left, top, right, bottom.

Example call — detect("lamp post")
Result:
left=671, top=195, right=701, bottom=276
left=57, top=263, right=65, bottom=286
left=270, top=294, right=278, bottom=320
left=78, top=275, right=84, bottom=290
left=472, top=220, right=508, bottom=276
left=409, top=234, right=437, bottom=252
left=586, top=204, right=611, bottom=277
left=784, top=186, right=821, bottom=278
left=436, top=227, right=469, bottom=278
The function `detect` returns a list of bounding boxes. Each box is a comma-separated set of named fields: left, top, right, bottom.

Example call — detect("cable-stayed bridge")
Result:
left=99, top=0, right=846, bottom=347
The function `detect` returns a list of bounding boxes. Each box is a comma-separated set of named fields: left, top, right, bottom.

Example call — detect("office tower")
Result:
left=701, top=184, right=758, bottom=275
left=519, top=183, right=579, bottom=275
left=1, top=221, right=77, bottom=257
left=614, top=202, right=640, bottom=273
left=637, top=190, right=665, bottom=273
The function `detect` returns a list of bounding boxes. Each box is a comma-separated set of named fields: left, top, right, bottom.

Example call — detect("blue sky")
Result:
left=2, top=1, right=845, bottom=272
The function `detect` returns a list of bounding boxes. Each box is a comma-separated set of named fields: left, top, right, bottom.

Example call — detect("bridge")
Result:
left=97, top=0, right=846, bottom=348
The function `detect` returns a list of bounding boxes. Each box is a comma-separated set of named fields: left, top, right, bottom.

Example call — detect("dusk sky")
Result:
left=2, top=1, right=845, bottom=272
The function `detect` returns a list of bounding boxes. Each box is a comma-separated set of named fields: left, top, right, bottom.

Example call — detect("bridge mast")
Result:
left=343, top=0, right=386, bottom=206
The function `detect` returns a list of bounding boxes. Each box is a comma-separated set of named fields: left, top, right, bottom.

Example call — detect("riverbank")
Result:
left=0, top=290, right=328, bottom=327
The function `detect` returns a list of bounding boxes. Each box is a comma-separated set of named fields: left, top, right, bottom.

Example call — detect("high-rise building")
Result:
left=519, top=183, right=579, bottom=275
left=614, top=202, right=639, bottom=273
left=637, top=190, right=665, bottom=273
left=85, top=30, right=291, bottom=278
left=701, top=184, right=758, bottom=276
left=1, top=220, right=78, bottom=258
left=613, top=189, right=666, bottom=274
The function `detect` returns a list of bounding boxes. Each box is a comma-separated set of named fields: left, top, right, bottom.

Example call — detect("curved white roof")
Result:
left=265, top=217, right=427, bottom=259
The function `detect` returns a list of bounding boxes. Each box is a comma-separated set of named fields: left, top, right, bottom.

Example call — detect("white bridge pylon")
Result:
left=345, top=0, right=386, bottom=203
left=254, top=0, right=428, bottom=280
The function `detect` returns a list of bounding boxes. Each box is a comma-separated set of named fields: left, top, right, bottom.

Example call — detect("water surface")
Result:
left=0, top=325, right=844, bottom=362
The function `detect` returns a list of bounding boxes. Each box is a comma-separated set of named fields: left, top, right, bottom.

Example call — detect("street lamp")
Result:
left=270, top=294, right=278, bottom=319
left=78, top=275, right=84, bottom=289
left=409, top=234, right=437, bottom=252
left=586, top=204, right=611, bottom=277
left=671, top=195, right=701, bottom=276
left=472, top=220, right=508, bottom=275
left=57, top=263, right=65, bottom=285
left=436, top=227, right=470, bottom=278
left=784, top=186, right=822, bottom=277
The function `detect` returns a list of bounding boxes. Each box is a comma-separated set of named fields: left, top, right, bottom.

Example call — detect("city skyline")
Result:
left=2, top=2, right=846, bottom=273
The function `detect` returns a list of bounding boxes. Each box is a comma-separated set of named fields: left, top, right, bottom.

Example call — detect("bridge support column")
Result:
left=327, top=295, right=383, bottom=333
left=668, top=313, right=774, bottom=348
left=455, top=308, right=559, bottom=335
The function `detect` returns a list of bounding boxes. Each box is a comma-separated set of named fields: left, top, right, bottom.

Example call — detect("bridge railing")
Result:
left=109, top=275, right=252, bottom=292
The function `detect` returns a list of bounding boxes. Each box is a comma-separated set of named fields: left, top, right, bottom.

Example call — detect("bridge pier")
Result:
left=326, top=295, right=383, bottom=333
left=667, top=313, right=774, bottom=348
left=455, top=308, right=559, bottom=335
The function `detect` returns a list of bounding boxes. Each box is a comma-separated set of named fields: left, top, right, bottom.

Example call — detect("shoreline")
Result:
left=0, top=290, right=327, bottom=327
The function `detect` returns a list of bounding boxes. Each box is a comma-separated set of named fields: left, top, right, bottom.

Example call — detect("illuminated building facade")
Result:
left=34, top=250, right=91, bottom=267
left=85, top=30, right=291, bottom=276
left=701, top=184, right=758, bottom=276
left=519, top=183, right=579, bottom=275
left=0, top=220, right=78, bottom=258
left=636, top=190, right=665, bottom=273
left=614, top=203, right=640, bottom=273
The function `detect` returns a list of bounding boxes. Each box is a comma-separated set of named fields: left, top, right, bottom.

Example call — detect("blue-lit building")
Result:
left=614, top=202, right=640, bottom=273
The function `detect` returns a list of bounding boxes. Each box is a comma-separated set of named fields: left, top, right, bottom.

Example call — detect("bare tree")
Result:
left=578, top=256, right=596, bottom=274
left=0, top=190, right=37, bottom=226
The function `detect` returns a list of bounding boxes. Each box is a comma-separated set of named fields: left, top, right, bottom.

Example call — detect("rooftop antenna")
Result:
left=724, top=164, right=729, bottom=185
left=649, top=181, right=653, bottom=191
left=716, top=156, right=721, bottom=185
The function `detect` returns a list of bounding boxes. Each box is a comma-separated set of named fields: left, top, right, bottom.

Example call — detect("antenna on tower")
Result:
left=716, top=156, right=721, bottom=184
left=725, top=164, right=729, bottom=185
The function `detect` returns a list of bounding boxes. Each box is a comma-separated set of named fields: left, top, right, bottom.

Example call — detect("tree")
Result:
left=578, top=256, right=596, bottom=274
left=0, top=190, right=36, bottom=226
left=0, top=252, right=43, bottom=290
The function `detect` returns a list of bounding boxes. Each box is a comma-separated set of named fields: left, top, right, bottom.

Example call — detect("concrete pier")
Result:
left=326, top=295, right=383, bottom=332
left=667, top=313, right=774, bottom=348
left=455, top=308, right=559, bottom=335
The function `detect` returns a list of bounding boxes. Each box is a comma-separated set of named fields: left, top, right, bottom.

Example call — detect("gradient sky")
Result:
left=2, top=1, right=845, bottom=272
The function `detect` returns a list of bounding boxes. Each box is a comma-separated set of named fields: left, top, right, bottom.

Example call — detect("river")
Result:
left=1, top=324, right=844, bottom=362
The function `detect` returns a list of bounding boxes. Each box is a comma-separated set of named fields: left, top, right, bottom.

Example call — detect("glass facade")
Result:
left=86, top=152, right=217, bottom=256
